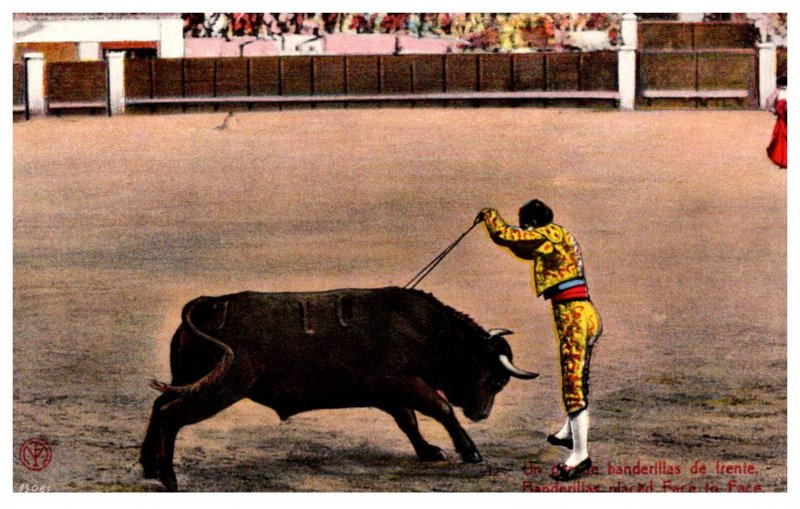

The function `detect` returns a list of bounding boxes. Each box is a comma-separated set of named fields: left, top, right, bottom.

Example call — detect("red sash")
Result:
left=549, top=284, right=589, bottom=303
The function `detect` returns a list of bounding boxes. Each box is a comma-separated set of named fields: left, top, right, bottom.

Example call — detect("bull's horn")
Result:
left=488, top=328, right=514, bottom=337
left=498, top=354, right=539, bottom=380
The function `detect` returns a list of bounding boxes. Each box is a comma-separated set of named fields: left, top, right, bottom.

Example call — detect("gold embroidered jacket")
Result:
left=480, top=208, right=585, bottom=297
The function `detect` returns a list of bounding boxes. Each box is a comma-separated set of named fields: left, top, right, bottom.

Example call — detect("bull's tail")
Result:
left=148, top=378, right=174, bottom=393
left=149, top=298, right=235, bottom=396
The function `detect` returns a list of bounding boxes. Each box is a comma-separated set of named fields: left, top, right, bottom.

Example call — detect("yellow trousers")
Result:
left=551, top=300, right=602, bottom=416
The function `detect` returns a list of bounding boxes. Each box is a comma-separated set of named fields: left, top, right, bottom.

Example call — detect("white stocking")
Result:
left=565, top=409, right=589, bottom=466
left=553, top=417, right=571, bottom=439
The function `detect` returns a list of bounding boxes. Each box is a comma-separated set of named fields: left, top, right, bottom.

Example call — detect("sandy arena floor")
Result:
left=12, top=107, right=786, bottom=492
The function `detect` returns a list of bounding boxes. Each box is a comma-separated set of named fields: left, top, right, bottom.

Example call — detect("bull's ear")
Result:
left=488, top=328, right=514, bottom=337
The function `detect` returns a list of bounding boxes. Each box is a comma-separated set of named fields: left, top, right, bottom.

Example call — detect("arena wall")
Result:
left=12, top=21, right=782, bottom=116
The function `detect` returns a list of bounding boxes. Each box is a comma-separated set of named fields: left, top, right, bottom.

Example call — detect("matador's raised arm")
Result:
left=479, top=208, right=547, bottom=248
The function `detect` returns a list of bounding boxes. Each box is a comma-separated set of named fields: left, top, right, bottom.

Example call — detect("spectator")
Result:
left=449, top=13, right=467, bottom=38
left=437, top=13, right=453, bottom=35
left=419, top=13, right=440, bottom=37
left=276, top=13, right=295, bottom=35
left=340, top=13, right=356, bottom=33
left=321, top=13, right=338, bottom=34
left=262, top=13, right=279, bottom=36
left=381, top=13, right=408, bottom=34
left=299, top=13, right=321, bottom=36
left=407, top=13, right=421, bottom=37
left=230, top=13, right=257, bottom=37
left=347, top=14, right=369, bottom=33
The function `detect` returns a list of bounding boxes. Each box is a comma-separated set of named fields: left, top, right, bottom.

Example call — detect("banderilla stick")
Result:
left=404, top=218, right=481, bottom=290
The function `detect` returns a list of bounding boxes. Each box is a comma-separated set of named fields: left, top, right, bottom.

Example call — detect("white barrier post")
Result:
left=617, top=13, right=638, bottom=111
left=23, top=52, right=46, bottom=117
left=758, top=42, right=777, bottom=110
left=106, top=51, right=126, bottom=115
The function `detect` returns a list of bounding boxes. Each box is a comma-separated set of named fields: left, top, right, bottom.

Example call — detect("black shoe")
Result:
left=546, top=434, right=573, bottom=449
left=550, top=458, right=593, bottom=482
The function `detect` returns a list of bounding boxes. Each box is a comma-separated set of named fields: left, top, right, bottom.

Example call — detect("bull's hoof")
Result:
left=158, top=470, right=178, bottom=492
left=139, top=456, right=158, bottom=479
left=417, top=445, right=447, bottom=462
left=141, top=464, right=158, bottom=479
left=461, top=450, right=483, bottom=464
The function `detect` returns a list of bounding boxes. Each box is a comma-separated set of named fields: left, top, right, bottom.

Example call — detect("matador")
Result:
left=478, top=199, right=602, bottom=481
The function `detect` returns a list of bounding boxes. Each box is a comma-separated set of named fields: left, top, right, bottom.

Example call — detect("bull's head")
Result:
left=456, top=328, right=538, bottom=422
left=488, top=328, right=539, bottom=380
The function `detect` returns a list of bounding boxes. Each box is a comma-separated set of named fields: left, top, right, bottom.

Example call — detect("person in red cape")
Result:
left=766, top=75, right=787, bottom=169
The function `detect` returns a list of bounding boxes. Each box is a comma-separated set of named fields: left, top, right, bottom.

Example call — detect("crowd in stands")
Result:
left=183, top=13, right=789, bottom=52
left=182, top=13, right=622, bottom=52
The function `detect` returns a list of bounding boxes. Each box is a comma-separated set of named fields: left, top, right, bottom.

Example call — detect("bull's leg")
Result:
left=140, top=392, right=179, bottom=478
left=377, top=377, right=482, bottom=463
left=154, top=421, right=181, bottom=492
left=382, top=405, right=447, bottom=461
left=154, top=388, right=245, bottom=491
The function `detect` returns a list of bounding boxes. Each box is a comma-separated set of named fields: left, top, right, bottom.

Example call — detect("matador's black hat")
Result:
left=519, top=199, right=553, bottom=229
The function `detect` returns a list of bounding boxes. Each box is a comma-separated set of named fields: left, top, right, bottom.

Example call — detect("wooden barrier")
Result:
left=639, top=51, right=696, bottom=90
left=125, top=59, right=153, bottom=99
left=119, top=52, right=620, bottom=110
left=639, top=22, right=757, bottom=50
left=412, top=55, right=444, bottom=93
left=638, top=49, right=756, bottom=108
left=45, top=61, right=107, bottom=112
left=28, top=41, right=767, bottom=114
left=446, top=54, right=479, bottom=91
left=512, top=54, right=545, bottom=90
left=546, top=52, right=581, bottom=90
left=152, top=59, right=183, bottom=98
left=381, top=56, right=413, bottom=93
left=639, top=23, right=694, bottom=50
left=777, top=47, right=787, bottom=79
left=281, top=57, right=313, bottom=95
left=13, top=63, right=25, bottom=113
left=345, top=55, right=380, bottom=94
left=581, top=51, right=618, bottom=90
left=250, top=58, right=280, bottom=95
left=697, top=50, right=755, bottom=91
left=124, top=90, right=620, bottom=107
left=216, top=57, right=249, bottom=96
left=693, top=23, right=758, bottom=49
left=637, top=22, right=759, bottom=108
left=184, top=58, right=216, bottom=97
left=314, top=56, right=346, bottom=94
left=479, top=54, right=511, bottom=91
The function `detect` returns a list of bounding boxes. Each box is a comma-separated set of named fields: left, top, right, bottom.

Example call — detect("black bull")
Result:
left=140, top=287, right=538, bottom=491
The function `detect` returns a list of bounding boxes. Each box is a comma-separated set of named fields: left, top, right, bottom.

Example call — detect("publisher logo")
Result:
left=19, top=437, right=52, bottom=471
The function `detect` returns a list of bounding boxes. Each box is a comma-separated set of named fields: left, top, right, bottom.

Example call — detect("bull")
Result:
left=140, top=286, right=538, bottom=491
